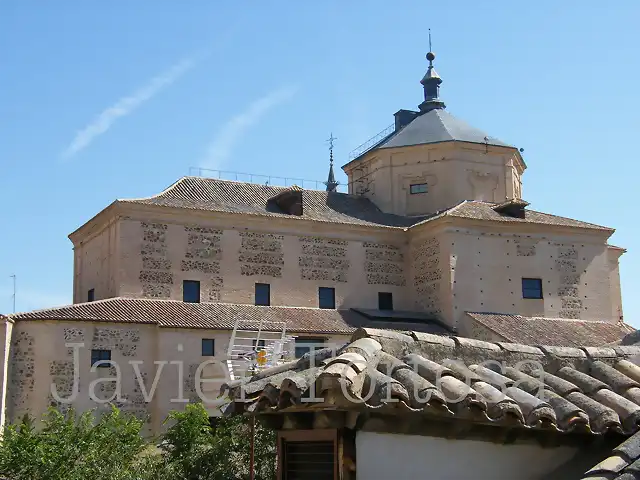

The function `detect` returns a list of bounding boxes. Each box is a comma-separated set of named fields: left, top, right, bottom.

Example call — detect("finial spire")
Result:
left=324, top=133, right=339, bottom=192
left=419, top=29, right=446, bottom=113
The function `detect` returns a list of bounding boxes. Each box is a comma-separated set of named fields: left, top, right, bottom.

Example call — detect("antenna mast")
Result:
left=9, top=275, right=16, bottom=313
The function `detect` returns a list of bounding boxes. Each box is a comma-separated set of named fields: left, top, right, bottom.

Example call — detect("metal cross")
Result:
left=326, top=133, right=337, bottom=151
left=326, top=133, right=337, bottom=164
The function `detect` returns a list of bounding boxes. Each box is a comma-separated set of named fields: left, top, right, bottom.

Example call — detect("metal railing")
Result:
left=188, top=167, right=347, bottom=192
left=347, top=123, right=395, bottom=161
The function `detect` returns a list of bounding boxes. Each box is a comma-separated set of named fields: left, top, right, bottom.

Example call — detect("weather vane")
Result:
left=429, top=28, right=432, bottom=52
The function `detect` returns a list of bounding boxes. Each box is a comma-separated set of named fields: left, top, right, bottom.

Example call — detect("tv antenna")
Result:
left=9, top=275, right=16, bottom=313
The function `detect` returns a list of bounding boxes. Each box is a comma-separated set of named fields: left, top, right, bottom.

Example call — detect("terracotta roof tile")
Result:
left=226, top=327, right=640, bottom=439
left=121, top=177, right=424, bottom=228
left=583, top=431, right=640, bottom=479
left=441, top=201, right=612, bottom=231
left=467, top=312, right=634, bottom=347
left=119, top=177, right=610, bottom=232
left=9, top=298, right=451, bottom=335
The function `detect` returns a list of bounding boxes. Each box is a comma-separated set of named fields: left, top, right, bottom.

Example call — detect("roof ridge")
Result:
left=354, top=327, right=640, bottom=359
left=469, top=311, right=630, bottom=325
left=433, top=109, right=456, bottom=142
left=8, top=297, right=113, bottom=318
left=523, top=206, right=612, bottom=231
left=118, top=176, right=189, bottom=202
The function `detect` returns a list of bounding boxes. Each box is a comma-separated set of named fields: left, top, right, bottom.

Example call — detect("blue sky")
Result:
left=2, top=1, right=639, bottom=325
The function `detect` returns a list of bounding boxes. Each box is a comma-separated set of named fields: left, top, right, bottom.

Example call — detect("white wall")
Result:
left=356, top=431, right=577, bottom=480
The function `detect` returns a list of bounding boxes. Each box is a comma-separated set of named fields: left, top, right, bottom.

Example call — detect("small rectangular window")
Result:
left=183, top=280, right=201, bottom=303
left=253, top=339, right=266, bottom=349
left=87, top=288, right=95, bottom=302
left=295, top=337, right=325, bottom=359
left=280, top=430, right=337, bottom=479
left=202, top=339, right=215, bottom=356
left=318, top=287, right=335, bottom=309
left=255, top=283, right=270, bottom=306
left=91, top=349, right=111, bottom=368
left=378, top=292, right=393, bottom=310
left=410, top=183, right=428, bottom=194
left=522, top=278, right=543, bottom=299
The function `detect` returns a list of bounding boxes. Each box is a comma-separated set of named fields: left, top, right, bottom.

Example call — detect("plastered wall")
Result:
left=356, top=431, right=578, bottom=480
left=5, top=320, right=350, bottom=435
left=445, top=227, right=618, bottom=332
left=346, top=142, right=523, bottom=216
left=115, top=217, right=411, bottom=311
left=73, top=221, right=118, bottom=302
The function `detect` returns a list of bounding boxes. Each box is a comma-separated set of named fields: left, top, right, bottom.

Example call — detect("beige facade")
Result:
left=68, top=197, right=623, bottom=333
left=4, top=317, right=348, bottom=434
left=343, top=141, right=524, bottom=216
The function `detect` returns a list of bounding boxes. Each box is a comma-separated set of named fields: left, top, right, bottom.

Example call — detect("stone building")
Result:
left=1, top=51, right=634, bottom=434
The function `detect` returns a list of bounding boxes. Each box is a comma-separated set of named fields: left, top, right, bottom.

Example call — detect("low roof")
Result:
left=418, top=200, right=612, bottom=231
left=8, top=298, right=451, bottom=335
left=120, top=177, right=421, bottom=228
left=467, top=312, right=635, bottom=347
left=378, top=108, right=513, bottom=150
left=225, top=327, right=640, bottom=441
left=114, top=177, right=611, bottom=232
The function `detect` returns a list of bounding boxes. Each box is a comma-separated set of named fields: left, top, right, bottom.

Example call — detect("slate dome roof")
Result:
left=379, top=108, right=513, bottom=150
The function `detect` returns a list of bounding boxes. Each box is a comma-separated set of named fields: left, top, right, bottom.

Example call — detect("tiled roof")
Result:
left=378, top=108, right=513, bottom=150
left=8, top=298, right=451, bottom=335
left=121, top=177, right=424, bottom=228
left=225, top=328, right=640, bottom=439
left=117, top=177, right=611, bottom=232
left=467, top=312, right=635, bottom=347
left=583, top=431, right=640, bottom=479
left=439, top=201, right=612, bottom=231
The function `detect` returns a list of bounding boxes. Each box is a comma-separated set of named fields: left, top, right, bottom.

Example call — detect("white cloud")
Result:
left=200, top=85, right=298, bottom=169
left=61, top=56, right=197, bottom=158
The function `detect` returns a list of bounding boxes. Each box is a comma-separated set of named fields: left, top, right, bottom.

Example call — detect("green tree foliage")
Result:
left=0, top=404, right=276, bottom=480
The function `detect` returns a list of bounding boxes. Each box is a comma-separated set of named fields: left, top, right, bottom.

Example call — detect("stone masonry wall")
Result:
left=182, top=226, right=224, bottom=301
left=364, top=241, right=406, bottom=286
left=139, top=222, right=173, bottom=298
left=8, top=331, right=35, bottom=418
left=238, top=231, right=284, bottom=278
left=298, top=236, right=350, bottom=283
left=412, top=236, right=442, bottom=315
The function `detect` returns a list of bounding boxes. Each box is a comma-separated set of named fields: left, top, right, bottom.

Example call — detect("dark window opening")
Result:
left=255, top=283, right=270, bottom=306
left=183, top=280, right=201, bottom=303
left=91, top=349, right=111, bottom=368
left=522, top=278, right=543, bottom=299
left=378, top=292, right=393, bottom=310
left=280, top=431, right=336, bottom=480
left=318, top=287, right=335, bottom=309
left=87, top=288, right=95, bottom=302
left=202, top=338, right=215, bottom=356
left=295, top=337, right=325, bottom=359
left=410, top=183, right=428, bottom=194
left=253, top=339, right=266, bottom=350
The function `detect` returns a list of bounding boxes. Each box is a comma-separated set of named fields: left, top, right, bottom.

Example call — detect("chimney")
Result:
left=394, top=109, right=419, bottom=132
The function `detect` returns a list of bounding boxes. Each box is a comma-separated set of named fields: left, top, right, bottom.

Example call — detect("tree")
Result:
left=0, top=406, right=149, bottom=480
left=156, top=404, right=276, bottom=480
left=0, top=404, right=276, bottom=480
